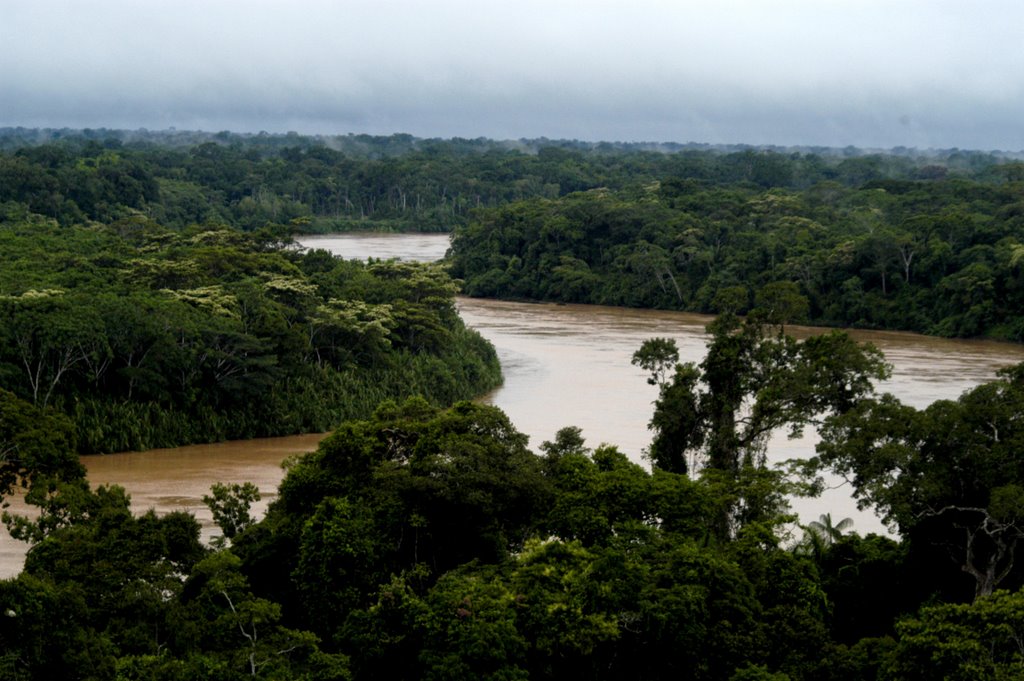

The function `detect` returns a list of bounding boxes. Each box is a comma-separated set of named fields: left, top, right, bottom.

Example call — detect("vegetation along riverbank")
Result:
left=1, top=129, right=1024, bottom=679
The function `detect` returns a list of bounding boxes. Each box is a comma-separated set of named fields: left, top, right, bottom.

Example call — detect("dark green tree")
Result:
left=633, top=303, right=888, bottom=536
left=203, top=482, right=261, bottom=548
left=886, top=588, right=1024, bottom=681
left=812, top=363, right=1024, bottom=600
left=0, top=389, right=83, bottom=503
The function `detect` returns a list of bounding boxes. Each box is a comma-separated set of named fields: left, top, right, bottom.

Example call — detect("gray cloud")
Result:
left=2, top=0, right=1023, bottom=149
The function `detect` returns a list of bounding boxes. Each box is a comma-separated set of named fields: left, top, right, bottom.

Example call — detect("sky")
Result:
left=2, top=0, right=1023, bottom=150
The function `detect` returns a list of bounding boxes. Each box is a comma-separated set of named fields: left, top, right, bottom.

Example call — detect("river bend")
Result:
left=3, top=233, right=1022, bottom=576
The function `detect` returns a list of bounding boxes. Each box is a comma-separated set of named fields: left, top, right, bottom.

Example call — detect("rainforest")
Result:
left=1, top=129, right=1023, bottom=680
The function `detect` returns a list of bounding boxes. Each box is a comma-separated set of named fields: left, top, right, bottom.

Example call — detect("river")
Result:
left=3, top=232, right=1023, bottom=577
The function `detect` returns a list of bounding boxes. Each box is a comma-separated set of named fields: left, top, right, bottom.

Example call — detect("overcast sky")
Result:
left=2, top=1, right=1022, bottom=150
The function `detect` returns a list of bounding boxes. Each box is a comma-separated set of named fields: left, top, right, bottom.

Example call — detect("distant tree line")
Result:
left=4, top=127, right=1014, bottom=341
left=1, top=127, right=1019, bottom=233
left=2, top=128, right=1024, bottom=678
left=450, top=171, right=1024, bottom=341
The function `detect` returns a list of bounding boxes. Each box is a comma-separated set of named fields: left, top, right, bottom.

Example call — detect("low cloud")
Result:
left=2, top=0, right=1023, bottom=150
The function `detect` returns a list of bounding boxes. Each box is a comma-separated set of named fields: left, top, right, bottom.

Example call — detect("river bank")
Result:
left=4, top=232, right=1023, bottom=577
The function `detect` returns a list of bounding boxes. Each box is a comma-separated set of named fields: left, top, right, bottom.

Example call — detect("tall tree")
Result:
left=812, top=363, right=1024, bottom=600
left=633, top=299, right=888, bottom=536
left=0, top=388, right=82, bottom=502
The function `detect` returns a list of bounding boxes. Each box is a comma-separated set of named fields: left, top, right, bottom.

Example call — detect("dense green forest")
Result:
left=2, top=129, right=1024, bottom=679
left=3, top=308, right=1023, bottom=679
left=4, top=127, right=1022, bottom=340
left=2, top=126, right=1020, bottom=236
left=449, top=173, right=1024, bottom=341
left=0, top=218, right=500, bottom=453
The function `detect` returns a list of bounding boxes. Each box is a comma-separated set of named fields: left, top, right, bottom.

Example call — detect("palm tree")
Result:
left=807, top=513, right=853, bottom=548
left=795, top=513, right=853, bottom=561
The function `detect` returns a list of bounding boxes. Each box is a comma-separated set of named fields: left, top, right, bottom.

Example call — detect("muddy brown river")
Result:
left=3, top=233, right=1023, bottom=577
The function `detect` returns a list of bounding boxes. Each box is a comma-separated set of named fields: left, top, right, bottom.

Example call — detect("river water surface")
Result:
left=3, top=232, right=1023, bottom=576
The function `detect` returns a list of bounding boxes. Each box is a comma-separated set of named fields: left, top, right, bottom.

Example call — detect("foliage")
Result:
left=0, top=222, right=501, bottom=453
left=4, top=371, right=1024, bottom=678
left=203, top=482, right=261, bottom=548
left=7, top=131, right=1024, bottom=343
left=0, top=389, right=82, bottom=501
left=886, top=588, right=1024, bottom=681
left=449, top=172, right=1024, bottom=341
left=811, top=363, right=1024, bottom=599
left=221, top=400, right=846, bottom=680
left=632, top=308, right=888, bottom=537
left=4, top=129, right=1002, bottom=234
left=3, top=130, right=1024, bottom=678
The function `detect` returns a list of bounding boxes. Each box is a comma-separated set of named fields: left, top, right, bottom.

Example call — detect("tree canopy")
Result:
left=632, top=301, right=889, bottom=537
left=0, top=221, right=500, bottom=453
left=450, top=174, right=1024, bottom=342
left=3, top=128, right=1024, bottom=679
left=811, top=364, right=1024, bottom=600
left=2, top=371, right=1024, bottom=679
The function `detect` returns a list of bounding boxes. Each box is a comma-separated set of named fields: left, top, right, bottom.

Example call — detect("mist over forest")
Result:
left=1, top=126, right=1024, bottom=679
